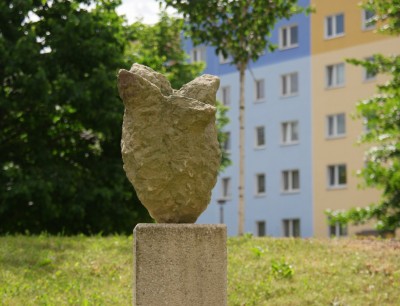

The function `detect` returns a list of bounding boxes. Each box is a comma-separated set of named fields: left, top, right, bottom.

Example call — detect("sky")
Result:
left=117, top=0, right=177, bottom=24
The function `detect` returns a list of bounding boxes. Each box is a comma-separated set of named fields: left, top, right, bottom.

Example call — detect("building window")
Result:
left=255, top=79, right=265, bottom=101
left=256, top=173, right=266, bottom=196
left=327, top=164, right=347, bottom=188
left=364, top=57, right=377, bottom=81
left=218, top=52, right=230, bottom=64
left=221, top=86, right=231, bottom=105
left=221, top=177, right=231, bottom=199
left=191, top=47, right=206, bottom=63
left=279, top=24, right=298, bottom=49
left=281, top=72, right=299, bottom=97
left=222, top=131, right=231, bottom=152
left=362, top=9, right=376, bottom=30
left=255, top=126, right=266, bottom=148
left=282, top=170, right=300, bottom=193
left=257, top=221, right=266, bottom=237
left=329, top=222, right=348, bottom=237
left=281, top=121, right=299, bottom=145
left=326, top=63, right=345, bottom=88
left=327, top=113, right=346, bottom=138
left=325, top=13, right=344, bottom=38
left=283, top=219, right=300, bottom=237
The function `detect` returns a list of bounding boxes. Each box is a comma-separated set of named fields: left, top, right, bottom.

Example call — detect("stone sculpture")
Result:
left=117, top=64, right=221, bottom=223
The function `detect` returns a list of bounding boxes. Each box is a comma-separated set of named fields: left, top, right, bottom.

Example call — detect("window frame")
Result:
left=329, top=221, right=348, bottom=237
left=326, top=63, right=345, bottom=89
left=256, top=221, right=266, bottom=237
left=190, top=46, right=206, bottom=63
left=281, top=121, right=299, bottom=145
left=221, top=177, right=232, bottom=199
left=326, top=113, right=346, bottom=139
left=279, top=24, right=299, bottom=50
left=327, top=164, right=347, bottom=189
left=254, top=79, right=265, bottom=102
left=222, top=131, right=231, bottom=153
left=255, top=173, right=266, bottom=196
left=362, top=9, right=376, bottom=31
left=281, top=72, right=299, bottom=97
left=363, top=56, right=377, bottom=82
left=221, top=86, right=231, bottom=106
left=283, top=219, right=301, bottom=237
left=255, top=125, right=266, bottom=149
left=282, top=169, right=300, bottom=193
left=325, top=13, right=345, bottom=39
left=218, top=51, right=231, bottom=64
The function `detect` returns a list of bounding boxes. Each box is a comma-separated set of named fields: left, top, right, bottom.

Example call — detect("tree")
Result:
left=0, top=0, right=154, bottom=234
left=0, top=2, right=229, bottom=234
left=327, top=0, right=400, bottom=234
left=158, top=0, right=311, bottom=235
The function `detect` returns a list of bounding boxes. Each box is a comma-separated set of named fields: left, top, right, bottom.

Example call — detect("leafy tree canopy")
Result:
left=0, top=2, right=229, bottom=234
left=0, top=0, right=150, bottom=234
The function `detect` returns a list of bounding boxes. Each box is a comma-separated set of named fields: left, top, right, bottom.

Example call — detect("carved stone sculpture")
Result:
left=117, top=64, right=221, bottom=223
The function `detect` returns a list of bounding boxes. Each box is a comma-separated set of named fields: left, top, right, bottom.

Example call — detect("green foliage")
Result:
left=362, top=0, right=400, bottom=36
left=126, top=12, right=204, bottom=89
left=216, top=101, right=231, bottom=171
left=0, top=2, right=230, bottom=234
left=250, top=246, right=267, bottom=258
left=327, top=0, right=400, bottom=233
left=0, top=0, right=152, bottom=234
left=270, top=259, right=294, bottom=279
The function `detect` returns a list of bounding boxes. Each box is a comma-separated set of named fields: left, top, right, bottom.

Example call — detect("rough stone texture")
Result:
left=117, top=64, right=221, bottom=223
left=133, top=224, right=227, bottom=306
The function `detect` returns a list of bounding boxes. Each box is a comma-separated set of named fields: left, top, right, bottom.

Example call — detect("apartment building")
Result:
left=186, top=0, right=400, bottom=237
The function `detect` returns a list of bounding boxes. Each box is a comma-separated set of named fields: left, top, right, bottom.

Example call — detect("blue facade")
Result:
left=188, top=1, right=313, bottom=237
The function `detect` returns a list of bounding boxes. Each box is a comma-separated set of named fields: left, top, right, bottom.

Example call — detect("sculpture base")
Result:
left=133, top=223, right=227, bottom=306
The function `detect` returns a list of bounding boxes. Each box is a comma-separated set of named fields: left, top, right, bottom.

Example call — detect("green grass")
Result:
left=1, top=234, right=399, bottom=305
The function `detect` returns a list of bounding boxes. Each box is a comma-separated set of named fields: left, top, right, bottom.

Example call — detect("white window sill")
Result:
left=325, top=84, right=345, bottom=90
left=254, top=99, right=266, bottom=104
left=255, top=193, right=266, bottom=198
left=280, top=93, right=299, bottom=99
left=280, top=142, right=299, bottom=147
left=363, top=77, right=376, bottom=83
left=281, top=190, right=300, bottom=195
left=254, top=145, right=266, bottom=150
left=327, top=185, right=347, bottom=190
left=326, top=134, right=346, bottom=140
left=324, top=33, right=345, bottom=40
left=279, top=44, right=299, bottom=51
left=362, top=26, right=376, bottom=32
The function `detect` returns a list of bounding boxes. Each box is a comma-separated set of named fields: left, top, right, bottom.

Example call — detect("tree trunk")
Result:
left=238, top=63, right=246, bottom=236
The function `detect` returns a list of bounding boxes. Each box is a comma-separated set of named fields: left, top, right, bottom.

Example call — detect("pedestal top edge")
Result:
left=134, top=223, right=227, bottom=231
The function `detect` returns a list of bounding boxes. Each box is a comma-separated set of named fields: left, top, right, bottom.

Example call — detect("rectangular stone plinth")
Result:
left=133, top=224, right=227, bottom=306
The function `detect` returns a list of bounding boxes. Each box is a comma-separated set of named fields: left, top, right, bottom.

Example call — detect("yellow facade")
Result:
left=311, top=0, right=400, bottom=237
left=311, top=0, right=390, bottom=55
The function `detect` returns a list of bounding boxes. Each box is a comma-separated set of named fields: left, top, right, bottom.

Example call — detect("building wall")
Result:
left=192, top=0, right=400, bottom=237
left=310, top=0, right=400, bottom=237
left=196, top=2, right=313, bottom=237
left=310, top=0, right=390, bottom=55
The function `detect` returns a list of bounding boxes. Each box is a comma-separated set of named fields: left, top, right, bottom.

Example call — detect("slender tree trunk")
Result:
left=238, top=63, right=246, bottom=236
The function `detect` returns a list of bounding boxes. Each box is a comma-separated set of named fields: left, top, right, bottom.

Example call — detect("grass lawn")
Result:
left=1, top=234, right=399, bottom=305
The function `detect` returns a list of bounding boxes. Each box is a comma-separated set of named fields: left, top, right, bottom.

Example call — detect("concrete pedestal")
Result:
left=133, top=224, right=227, bottom=306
